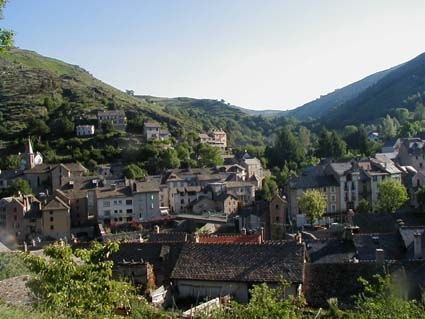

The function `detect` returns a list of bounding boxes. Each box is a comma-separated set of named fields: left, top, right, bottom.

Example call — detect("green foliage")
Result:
left=357, top=199, right=370, bottom=214
left=27, top=118, right=50, bottom=137
left=23, top=242, right=134, bottom=318
left=0, top=0, right=14, bottom=53
left=377, top=178, right=408, bottom=213
left=353, top=275, right=425, bottom=319
left=0, top=252, right=30, bottom=280
left=298, top=189, right=327, bottom=223
left=0, top=178, right=32, bottom=197
left=195, top=143, right=224, bottom=167
left=381, top=115, right=399, bottom=140
left=0, top=154, right=20, bottom=170
left=124, top=163, right=146, bottom=179
left=211, top=281, right=304, bottom=319
left=266, top=127, right=305, bottom=169
left=259, top=176, right=278, bottom=201
left=317, top=129, right=347, bottom=159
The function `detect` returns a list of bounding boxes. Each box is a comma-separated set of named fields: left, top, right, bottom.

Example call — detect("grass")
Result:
left=0, top=253, right=30, bottom=281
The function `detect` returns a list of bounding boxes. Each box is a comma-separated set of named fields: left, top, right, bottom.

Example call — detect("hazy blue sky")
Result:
left=3, top=0, right=425, bottom=110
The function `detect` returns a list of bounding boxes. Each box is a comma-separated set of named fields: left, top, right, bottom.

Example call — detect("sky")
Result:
left=2, top=0, right=425, bottom=111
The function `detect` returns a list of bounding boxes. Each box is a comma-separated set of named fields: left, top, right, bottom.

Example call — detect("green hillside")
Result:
left=286, top=66, right=396, bottom=121
left=0, top=48, right=289, bottom=151
left=323, top=52, right=425, bottom=127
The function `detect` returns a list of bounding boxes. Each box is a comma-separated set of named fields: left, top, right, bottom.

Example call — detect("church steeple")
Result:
left=26, top=137, right=35, bottom=169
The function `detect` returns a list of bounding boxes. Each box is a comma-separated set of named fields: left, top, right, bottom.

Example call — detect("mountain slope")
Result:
left=287, top=67, right=396, bottom=121
left=0, top=48, right=183, bottom=136
left=323, top=52, right=425, bottom=127
left=0, top=48, right=283, bottom=147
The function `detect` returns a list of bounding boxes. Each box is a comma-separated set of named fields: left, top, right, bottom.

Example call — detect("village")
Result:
left=1, top=111, right=425, bottom=312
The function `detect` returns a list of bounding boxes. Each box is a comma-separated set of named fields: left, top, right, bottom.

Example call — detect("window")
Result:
left=50, top=225, right=54, bottom=230
left=181, top=199, right=185, bottom=204
left=113, top=200, right=118, bottom=205
left=421, top=163, right=424, bottom=169
left=50, top=217, right=54, bottom=222
left=50, top=211, right=53, bottom=215
left=331, top=186, right=336, bottom=193
left=126, top=209, right=133, bottom=214
left=331, top=204, right=337, bottom=213
left=104, top=210, right=111, bottom=216
left=118, top=200, right=122, bottom=205
left=331, top=195, right=336, bottom=202
left=126, top=199, right=132, bottom=205
left=275, top=216, right=280, bottom=223
left=275, top=204, right=279, bottom=209
left=103, top=201, right=110, bottom=207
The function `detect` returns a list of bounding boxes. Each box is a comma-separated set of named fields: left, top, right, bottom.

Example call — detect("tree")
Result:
left=317, top=129, right=347, bottom=159
left=259, top=176, right=278, bottom=201
left=377, top=178, right=408, bottom=213
left=381, top=115, right=399, bottom=140
left=0, top=178, right=33, bottom=197
left=0, top=0, right=14, bottom=53
left=196, top=143, right=223, bottom=167
left=123, top=163, right=145, bottom=179
left=23, top=242, right=135, bottom=318
left=298, top=189, right=327, bottom=223
left=266, top=127, right=305, bottom=168
left=0, top=154, right=20, bottom=170
left=353, top=275, right=425, bottom=319
left=357, top=198, right=370, bottom=214
left=28, top=119, right=50, bottom=136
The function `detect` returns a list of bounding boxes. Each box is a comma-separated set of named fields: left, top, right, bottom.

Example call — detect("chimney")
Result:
left=241, top=227, right=247, bottom=235
left=414, top=232, right=422, bottom=259
left=375, top=248, right=385, bottom=264
left=259, top=227, right=265, bottom=244
left=154, top=225, right=160, bottom=234
left=343, top=227, right=353, bottom=240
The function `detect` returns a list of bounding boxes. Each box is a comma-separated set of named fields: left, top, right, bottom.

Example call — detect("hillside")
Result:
left=0, top=48, right=183, bottom=137
left=0, top=48, right=285, bottom=148
left=323, top=52, right=425, bottom=127
left=286, top=66, right=396, bottom=121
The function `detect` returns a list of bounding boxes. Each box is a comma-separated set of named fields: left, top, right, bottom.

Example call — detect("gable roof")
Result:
left=171, top=241, right=305, bottom=283
left=42, top=196, right=70, bottom=211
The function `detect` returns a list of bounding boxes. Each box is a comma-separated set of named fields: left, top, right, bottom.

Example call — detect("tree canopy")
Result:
left=377, top=178, right=408, bottom=213
left=297, top=189, right=327, bottom=223
left=0, top=0, right=14, bottom=53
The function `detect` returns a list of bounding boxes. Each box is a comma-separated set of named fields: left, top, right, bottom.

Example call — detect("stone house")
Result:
left=41, top=196, right=71, bottom=240
left=0, top=195, right=42, bottom=243
left=75, top=125, right=95, bottom=137
left=269, top=194, right=288, bottom=239
left=397, top=138, right=425, bottom=170
left=143, top=121, right=170, bottom=141
left=97, top=110, right=127, bottom=131
left=191, top=194, right=239, bottom=215
left=170, top=241, right=305, bottom=303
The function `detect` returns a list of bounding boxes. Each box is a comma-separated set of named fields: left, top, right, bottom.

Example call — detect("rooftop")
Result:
left=171, top=241, right=305, bottom=283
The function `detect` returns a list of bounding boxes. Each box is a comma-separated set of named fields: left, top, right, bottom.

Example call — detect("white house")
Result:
left=76, top=125, right=95, bottom=137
